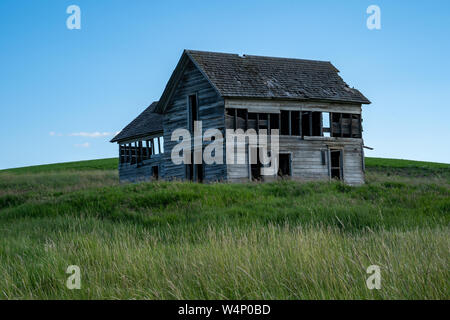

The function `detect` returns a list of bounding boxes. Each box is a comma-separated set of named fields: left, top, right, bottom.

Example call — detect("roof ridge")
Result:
left=186, top=49, right=333, bottom=65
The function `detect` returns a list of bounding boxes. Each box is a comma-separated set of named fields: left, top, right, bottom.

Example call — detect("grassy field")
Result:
left=0, top=158, right=448, bottom=299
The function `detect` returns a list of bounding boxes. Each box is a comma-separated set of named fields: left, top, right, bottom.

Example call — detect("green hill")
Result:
left=0, top=158, right=448, bottom=299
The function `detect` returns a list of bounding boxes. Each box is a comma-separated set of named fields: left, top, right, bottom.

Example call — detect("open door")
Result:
left=330, top=149, right=343, bottom=180
left=250, top=147, right=263, bottom=181
left=278, top=154, right=291, bottom=178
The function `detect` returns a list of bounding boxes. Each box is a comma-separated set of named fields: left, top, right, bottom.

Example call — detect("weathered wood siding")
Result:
left=226, top=137, right=364, bottom=185
left=342, top=142, right=365, bottom=185
left=162, top=61, right=227, bottom=181
left=118, top=155, right=162, bottom=183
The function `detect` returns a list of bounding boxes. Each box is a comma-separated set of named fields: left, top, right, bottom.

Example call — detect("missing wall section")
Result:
left=119, top=135, right=164, bottom=165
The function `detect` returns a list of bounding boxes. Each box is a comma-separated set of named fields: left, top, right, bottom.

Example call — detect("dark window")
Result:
left=312, top=112, right=322, bottom=136
left=280, top=111, right=290, bottom=135
left=291, top=111, right=300, bottom=136
left=270, top=113, right=280, bottom=131
left=302, top=111, right=311, bottom=136
left=236, top=109, right=247, bottom=130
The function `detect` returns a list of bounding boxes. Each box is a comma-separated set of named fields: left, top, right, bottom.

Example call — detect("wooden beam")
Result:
left=288, top=111, right=292, bottom=135
left=245, top=109, right=248, bottom=131
left=359, top=114, right=362, bottom=137
left=299, top=111, right=303, bottom=138
left=278, top=113, right=281, bottom=132
left=330, top=113, right=333, bottom=137
left=234, top=108, right=237, bottom=131
left=138, top=141, right=142, bottom=163
left=256, top=113, right=259, bottom=133
left=320, top=112, right=323, bottom=136
left=349, top=114, right=353, bottom=137
left=267, top=113, right=271, bottom=133
left=309, top=112, right=313, bottom=136
left=158, top=137, right=162, bottom=154
left=339, top=113, right=343, bottom=137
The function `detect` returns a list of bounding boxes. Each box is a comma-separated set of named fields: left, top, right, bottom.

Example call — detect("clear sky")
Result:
left=0, top=0, right=449, bottom=169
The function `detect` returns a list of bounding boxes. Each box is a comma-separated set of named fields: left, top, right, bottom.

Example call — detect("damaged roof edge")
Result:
left=110, top=101, right=163, bottom=143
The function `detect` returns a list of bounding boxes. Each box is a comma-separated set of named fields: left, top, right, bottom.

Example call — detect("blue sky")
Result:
left=0, top=0, right=449, bottom=169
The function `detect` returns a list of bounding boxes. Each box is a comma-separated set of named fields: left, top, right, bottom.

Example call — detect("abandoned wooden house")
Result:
left=111, top=50, right=371, bottom=185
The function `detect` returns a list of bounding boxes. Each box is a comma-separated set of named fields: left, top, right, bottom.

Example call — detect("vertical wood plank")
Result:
left=138, top=141, right=142, bottom=163
left=309, top=112, right=313, bottom=136
left=319, top=112, right=323, bottom=136
left=158, top=137, right=162, bottom=154
left=349, top=115, right=353, bottom=137
left=299, top=111, right=303, bottom=138
left=330, top=113, right=333, bottom=137
left=288, top=111, right=292, bottom=135
left=278, top=113, right=281, bottom=132
left=256, top=113, right=259, bottom=133
left=245, top=109, right=248, bottom=131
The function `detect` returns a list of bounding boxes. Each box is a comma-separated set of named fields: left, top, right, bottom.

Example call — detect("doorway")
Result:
left=330, top=149, right=343, bottom=180
left=151, top=166, right=159, bottom=180
left=278, top=154, right=291, bottom=177
left=250, top=147, right=262, bottom=181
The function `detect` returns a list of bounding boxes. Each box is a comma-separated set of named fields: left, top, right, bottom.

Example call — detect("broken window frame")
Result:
left=118, top=134, right=164, bottom=165
left=225, top=108, right=362, bottom=139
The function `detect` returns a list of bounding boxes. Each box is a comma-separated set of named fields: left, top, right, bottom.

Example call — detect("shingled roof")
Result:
left=110, top=101, right=163, bottom=143
left=187, top=50, right=370, bottom=103
left=156, top=50, right=370, bottom=112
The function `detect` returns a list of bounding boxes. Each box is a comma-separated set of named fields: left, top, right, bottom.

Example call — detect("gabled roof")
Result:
left=156, top=50, right=370, bottom=112
left=110, top=101, right=163, bottom=143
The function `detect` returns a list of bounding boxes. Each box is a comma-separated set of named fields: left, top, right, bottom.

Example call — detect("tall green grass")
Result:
left=0, top=158, right=448, bottom=299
